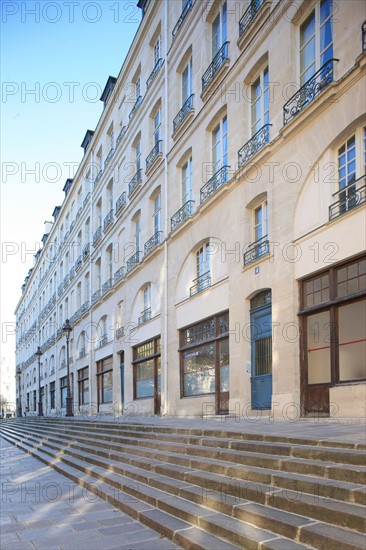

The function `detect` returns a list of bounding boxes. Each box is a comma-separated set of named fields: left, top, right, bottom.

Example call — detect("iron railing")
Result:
left=202, top=42, right=229, bottom=93
left=146, top=140, right=162, bottom=171
left=200, top=165, right=229, bottom=203
left=126, top=251, right=142, bottom=272
left=115, top=192, right=127, bottom=215
left=238, top=124, right=271, bottom=167
left=114, top=266, right=125, bottom=284
left=171, top=200, right=195, bottom=231
left=329, top=176, right=366, bottom=220
left=116, top=326, right=124, bottom=339
left=190, top=271, right=211, bottom=296
left=283, top=59, right=338, bottom=125
left=116, top=126, right=127, bottom=146
left=144, top=231, right=162, bottom=255
left=146, top=58, right=163, bottom=89
left=243, top=235, right=270, bottom=265
left=129, top=96, right=142, bottom=121
left=80, top=301, right=89, bottom=315
left=91, top=290, right=101, bottom=305
left=83, top=192, right=91, bottom=208
left=104, top=147, right=115, bottom=169
left=94, top=169, right=103, bottom=188
left=93, top=226, right=102, bottom=245
left=128, top=169, right=142, bottom=197
left=172, top=0, right=193, bottom=38
left=173, top=94, right=194, bottom=133
left=75, top=255, right=82, bottom=271
left=239, top=0, right=265, bottom=37
left=83, top=243, right=90, bottom=259
left=138, top=308, right=151, bottom=325
left=102, top=279, right=113, bottom=295
left=103, top=209, right=114, bottom=231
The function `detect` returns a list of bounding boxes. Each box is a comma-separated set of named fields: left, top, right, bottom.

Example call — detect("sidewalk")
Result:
left=0, top=438, right=181, bottom=550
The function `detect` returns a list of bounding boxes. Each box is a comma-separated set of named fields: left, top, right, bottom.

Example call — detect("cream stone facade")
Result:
left=15, top=0, right=366, bottom=421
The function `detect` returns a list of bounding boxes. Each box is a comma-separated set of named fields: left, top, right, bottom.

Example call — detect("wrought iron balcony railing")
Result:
left=102, top=278, right=113, bottom=295
left=173, top=94, right=194, bottom=134
left=200, top=165, right=229, bottom=203
left=172, top=0, right=193, bottom=38
left=363, top=21, right=366, bottom=52
left=243, top=235, right=270, bottom=266
left=93, top=226, right=102, bottom=245
left=190, top=271, right=211, bottom=296
left=94, top=169, right=103, bottom=188
left=103, top=209, right=114, bottom=231
left=144, top=231, right=162, bottom=255
left=83, top=242, right=90, bottom=259
left=283, top=59, right=338, bottom=125
left=202, top=42, right=229, bottom=93
left=239, top=0, right=265, bottom=37
left=76, top=206, right=82, bottom=219
left=138, top=308, right=151, bottom=325
left=126, top=251, right=142, bottom=272
left=80, top=301, right=89, bottom=315
left=116, top=126, right=127, bottom=146
left=238, top=124, right=271, bottom=167
left=104, top=147, right=115, bottom=169
left=91, top=290, right=101, bottom=305
left=129, top=96, right=142, bottom=121
left=75, top=255, right=82, bottom=271
left=171, top=200, right=195, bottom=231
left=128, top=169, right=142, bottom=197
left=146, top=58, right=163, bottom=89
left=146, top=140, right=162, bottom=172
left=69, top=266, right=75, bottom=280
left=83, top=191, right=91, bottom=208
left=114, top=266, right=125, bottom=284
left=329, top=175, right=366, bottom=221
left=116, top=326, right=124, bottom=339
left=64, top=273, right=70, bottom=288
left=115, top=192, right=127, bottom=215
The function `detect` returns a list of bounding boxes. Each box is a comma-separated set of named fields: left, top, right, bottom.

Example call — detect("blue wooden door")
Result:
left=251, top=302, right=272, bottom=409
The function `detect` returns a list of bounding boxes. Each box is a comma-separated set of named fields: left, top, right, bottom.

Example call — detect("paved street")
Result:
left=0, top=437, right=181, bottom=550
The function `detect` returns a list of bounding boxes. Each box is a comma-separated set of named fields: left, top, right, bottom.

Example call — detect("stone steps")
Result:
left=1, top=418, right=365, bottom=550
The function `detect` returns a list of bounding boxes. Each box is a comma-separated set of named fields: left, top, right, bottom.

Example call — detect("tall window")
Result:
left=212, top=2, right=227, bottom=57
left=108, top=246, right=113, bottom=281
left=135, top=215, right=141, bottom=252
left=182, top=157, right=193, bottom=204
left=143, top=285, right=151, bottom=312
left=135, top=76, right=141, bottom=100
left=60, top=376, right=67, bottom=408
left=251, top=67, right=269, bottom=135
left=196, top=244, right=210, bottom=279
left=153, top=193, right=161, bottom=234
left=78, top=367, right=89, bottom=406
left=77, top=282, right=81, bottom=309
left=182, top=58, right=193, bottom=103
left=154, top=35, right=161, bottom=65
left=84, top=272, right=90, bottom=302
left=300, top=0, right=333, bottom=85
left=254, top=200, right=268, bottom=241
left=133, top=337, right=161, bottom=399
left=108, top=183, right=113, bottom=212
left=135, top=141, right=141, bottom=172
left=50, top=381, right=55, bottom=409
left=335, top=128, right=366, bottom=216
left=153, top=109, right=161, bottom=145
left=97, top=356, right=113, bottom=405
left=96, top=259, right=101, bottom=291
left=212, top=116, right=228, bottom=173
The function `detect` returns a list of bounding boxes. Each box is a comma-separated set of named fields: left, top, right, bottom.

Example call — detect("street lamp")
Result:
left=62, top=319, right=74, bottom=417
left=35, top=347, right=43, bottom=416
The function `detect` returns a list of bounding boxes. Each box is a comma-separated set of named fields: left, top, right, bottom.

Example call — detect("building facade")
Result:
left=15, top=0, right=366, bottom=421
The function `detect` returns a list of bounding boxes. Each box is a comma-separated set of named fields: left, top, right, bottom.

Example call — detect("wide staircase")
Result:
left=1, top=418, right=365, bottom=550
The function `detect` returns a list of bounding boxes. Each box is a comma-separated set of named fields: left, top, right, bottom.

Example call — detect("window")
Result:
left=212, top=2, right=227, bottom=57
left=300, top=0, right=333, bottom=85
left=108, top=246, right=113, bottom=281
left=154, top=35, right=161, bottom=65
left=97, top=356, right=113, bottom=405
left=182, top=157, right=193, bottom=205
left=212, top=115, right=228, bottom=174
left=182, top=58, right=193, bottom=103
left=78, top=367, right=89, bottom=406
left=153, top=109, right=161, bottom=145
left=133, top=337, right=161, bottom=399
left=60, top=376, right=67, bottom=408
left=153, top=193, right=161, bottom=234
left=77, top=283, right=81, bottom=309
left=108, top=182, right=113, bottom=211
left=196, top=244, right=210, bottom=279
left=180, top=312, right=229, bottom=397
left=251, top=67, right=269, bottom=135
left=96, top=259, right=101, bottom=291
left=143, top=285, right=151, bottom=312
left=50, top=381, right=55, bottom=409
left=135, top=76, right=141, bottom=100
left=254, top=200, right=268, bottom=242
left=135, top=215, right=141, bottom=252
left=135, top=140, right=141, bottom=172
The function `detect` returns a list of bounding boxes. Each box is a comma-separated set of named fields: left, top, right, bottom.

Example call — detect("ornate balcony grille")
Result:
left=243, top=235, right=270, bottom=266
left=329, top=176, right=366, bottom=221
left=93, top=226, right=102, bottom=245
left=83, top=243, right=90, bottom=259
left=172, top=0, right=193, bottom=38
left=239, top=0, right=265, bottom=37
left=91, top=290, right=101, bottom=305
left=94, top=169, right=103, bottom=188
left=138, top=308, right=151, bottom=325
left=190, top=271, right=211, bottom=296
left=69, top=266, right=75, bottom=281
left=116, top=326, right=124, bottom=340
left=238, top=124, right=271, bottom=167
left=116, top=126, right=127, bottom=146
left=80, top=301, right=89, bottom=314
left=64, top=273, right=70, bottom=288
left=104, top=147, right=115, bottom=169
left=114, top=266, right=125, bottom=284
left=102, top=278, right=113, bottom=295
left=126, top=251, right=141, bottom=272
left=171, top=200, right=194, bottom=231
left=128, top=169, right=142, bottom=197
left=129, top=96, right=142, bottom=121
left=146, top=58, right=163, bottom=89
left=103, top=209, right=114, bottom=231
left=363, top=21, right=366, bottom=52
left=144, top=231, right=162, bottom=255
left=283, top=59, right=338, bottom=125
left=202, top=42, right=229, bottom=93
left=76, top=206, right=82, bottom=219
left=200, top=165, right=229, bottom=203
left=146, top=140, right=162, bottom=171
left=115, top=192, right=127, bottom=215
left=173, top=94, right=194, bottom=134
left=83, top=192, right=91, bottom=208
left=75, top=255, right=82, bottom=271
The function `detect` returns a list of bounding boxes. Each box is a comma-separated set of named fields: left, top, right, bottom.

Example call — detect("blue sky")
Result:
left=1, top=1, right=141, bottom=375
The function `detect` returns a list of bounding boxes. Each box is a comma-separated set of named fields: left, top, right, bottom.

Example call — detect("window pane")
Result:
left=102, top=371, right=113, bottom=402
left=220, top=339, right=229, bottom=391
left=307, top=311, right=331, bottom=383
left=136, top=360, right=154, bottom=398
left=183, top=343, right=215, bottom=396
left=338, top=300, right=366, bottom=381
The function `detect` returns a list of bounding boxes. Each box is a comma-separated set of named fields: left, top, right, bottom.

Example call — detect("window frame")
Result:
left=96, top=355, right=113, bottom=405
left=132, top=336, right=161, bottom=400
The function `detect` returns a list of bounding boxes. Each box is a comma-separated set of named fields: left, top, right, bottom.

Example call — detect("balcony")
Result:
left=146, top=58, right=163, bottom=89
left=83, top=243, right=90, bottom=259
left=115, top=192, right=127, bottom=216
left=239, top=0, right=265, bottom=38
left=80, top=301, right=90, bottom=315
left=146, top=140, right=163, bottom=172
left=129, top=96, right=142, bottom=122
left=116, top=326, right=124, bottom=340
left=93, top=169, right=103, bottom=188
left=243, top=235, right=270, bottom=266
left=91, top=290, right=101, bottom=305
left=144, top=231, right=162, bottom=256
left=102, top=278, right=113, bottom=295
left=190, top=271, right=211, bottom=296
left=83, top=191, right=91, bottom=208
left=75, top=255, right=82, bottom=271
left=172, top=0, right=193, bottom=38
left=138, top=308, right=151, bottom=325
left=126, top=251, right=141, bottom=272
left=283, top=59, right=338, bottom=125
left=173, top=94, right=194, bottom=134
left=114, top=266, right=126, bottom=285
left=128, top=169, right=142, bottom=197
left=200, top=165, right=229, bottom=203
left=202, top=42, right=229, bottom=94
left=93, top=226, right=102, bottom=245
left=329, top=176, right=366, bottom=221
left=116, top=126, right=127, bottom=146
left=104, top=147, right=115, bottom=169
left=171, top=200, right=195, bottom=231
left=238, top=124, right=271, bottom=168
left=69, top=266, right=75, bottom=280
left=103, top=209, right=114, bottom=232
